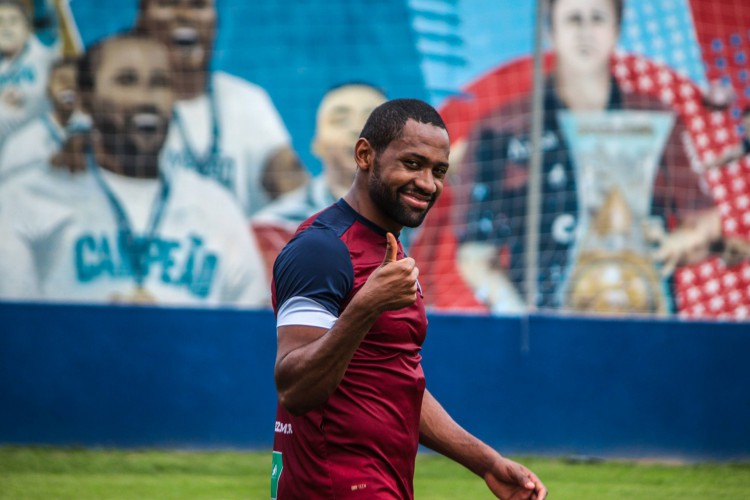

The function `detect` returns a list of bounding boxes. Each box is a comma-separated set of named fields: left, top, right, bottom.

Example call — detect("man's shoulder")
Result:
left=169, top=168, right=245, bottom=218
left=212, top=71, right=274, bottom=103
left=2, top=163, right=83, bottom=198
left=253, top=177, right=331, bottom=227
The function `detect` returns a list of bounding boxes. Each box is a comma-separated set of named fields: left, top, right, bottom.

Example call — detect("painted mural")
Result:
left=0, top=0, right=748, bottom=319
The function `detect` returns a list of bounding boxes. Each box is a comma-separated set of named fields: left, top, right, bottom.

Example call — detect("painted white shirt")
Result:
left=0, top=163, right=269, bottom=307
left=161, top=71, right=291, bottom=218
left=0, top=113, right=65, bottom=182
left=0, top=36, right=57, bottom=145
left=252, top=175, right=335, bottom=230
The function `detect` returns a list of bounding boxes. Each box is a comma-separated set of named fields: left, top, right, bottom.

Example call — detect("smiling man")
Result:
left=0, top=32, right=268, bottom=306
left=270, top=99, right=547, bottom=499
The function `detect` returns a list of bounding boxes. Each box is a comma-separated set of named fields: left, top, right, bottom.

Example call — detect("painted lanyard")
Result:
left=172, top=81, right=221, bottom=176
left=42, top=114, right=64, bottom=146
left=87, top=154, right=171, bottom=288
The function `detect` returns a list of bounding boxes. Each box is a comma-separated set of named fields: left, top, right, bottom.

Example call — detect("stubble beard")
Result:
left=369, top=157, right=435, bottom=228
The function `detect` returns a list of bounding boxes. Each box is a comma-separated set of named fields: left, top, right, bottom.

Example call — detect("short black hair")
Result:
left=359, top=98, right=447, bottom=154
left=77, top=32, right=162, bottom=93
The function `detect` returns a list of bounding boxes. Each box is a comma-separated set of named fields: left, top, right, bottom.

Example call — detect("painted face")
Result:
left=0, top=4, right=29, bottom=57
left=367, top=119, right=450, bottom=229
left=314, top=85, right=387, bottom=186
left=138, top=0, right=217, bottom=73
left=47, top=64, right=77, bottom=115
left=89, top=39, right=174, bottom=160
left=549, top=0, right=619, bottom=74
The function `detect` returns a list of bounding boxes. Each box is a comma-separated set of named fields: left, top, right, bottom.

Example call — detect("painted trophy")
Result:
left=557, top=111, right=675, bottom=315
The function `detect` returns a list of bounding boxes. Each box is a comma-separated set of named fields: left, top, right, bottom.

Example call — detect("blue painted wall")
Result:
left=1, top=303, right=748, bottom=460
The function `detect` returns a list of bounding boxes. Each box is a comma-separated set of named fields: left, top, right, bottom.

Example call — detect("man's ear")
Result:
left=354, top=137, right=374, bottom=171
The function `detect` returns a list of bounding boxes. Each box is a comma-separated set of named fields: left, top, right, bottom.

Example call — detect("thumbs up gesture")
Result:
left=361, top=232, right=420, bottom=312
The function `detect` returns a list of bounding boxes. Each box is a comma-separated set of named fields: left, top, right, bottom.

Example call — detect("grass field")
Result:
left=1, top=447, right=749, bottom=499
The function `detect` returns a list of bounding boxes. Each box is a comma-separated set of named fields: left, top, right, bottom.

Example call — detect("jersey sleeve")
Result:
left=272, top=227, right=354, bottom=321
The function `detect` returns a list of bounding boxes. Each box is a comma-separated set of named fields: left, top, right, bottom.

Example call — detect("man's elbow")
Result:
left=276, top=388, right=325, bottom=416
left=275, top=372, right=328, bottom=416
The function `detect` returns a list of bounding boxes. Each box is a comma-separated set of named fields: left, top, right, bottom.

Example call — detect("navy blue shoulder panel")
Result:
left=273, top=202, right=356, bottom=317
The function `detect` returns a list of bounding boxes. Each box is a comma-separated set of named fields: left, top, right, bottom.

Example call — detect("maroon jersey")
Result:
left=271, top=200, right=427, bottom=499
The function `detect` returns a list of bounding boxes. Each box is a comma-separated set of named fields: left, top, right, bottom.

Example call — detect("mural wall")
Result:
left=0, top=0, right=748, bottom=320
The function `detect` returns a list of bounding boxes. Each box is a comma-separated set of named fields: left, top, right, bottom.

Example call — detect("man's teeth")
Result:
left=133, top=114, right=161, bottom=132
left=172, top=27, right=198, bottom=46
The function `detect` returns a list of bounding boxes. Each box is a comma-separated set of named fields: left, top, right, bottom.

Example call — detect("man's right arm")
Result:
left=274, top=232, right=418, bottom=415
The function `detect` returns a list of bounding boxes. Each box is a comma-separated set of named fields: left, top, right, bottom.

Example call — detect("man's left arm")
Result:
left=419, top=389, right=547, bottom=500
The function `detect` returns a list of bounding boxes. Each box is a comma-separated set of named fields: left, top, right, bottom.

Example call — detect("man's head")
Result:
left=547, top=0, right=622, bottom=75
left=135, top=0, right=217, bottom=75
left=353, top=99, right=449, bottom=230
left=47, top=58, right=78, bottom=120
left=313, top=83, right=387, bottom=194
left=78, top=33, right=174, bottom=172
left=0, top=0, right=30, bottom=58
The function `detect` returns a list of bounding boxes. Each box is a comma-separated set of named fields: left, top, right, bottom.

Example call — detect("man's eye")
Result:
left=115, top=73, right=138, bottom=86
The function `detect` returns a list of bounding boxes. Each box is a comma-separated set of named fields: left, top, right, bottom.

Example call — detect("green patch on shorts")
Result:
left=270, top=451, right=283, bottom=500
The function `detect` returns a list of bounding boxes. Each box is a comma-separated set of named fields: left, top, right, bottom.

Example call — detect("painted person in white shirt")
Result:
left=0, top=56, right=78, bottom=181
left=0, top=0, right=58, bottom=145
left=134, top=0, right=308, bottom=218
left=252, top=83, right=387, bottom=275
left=0, top=33, right=268, bottom=306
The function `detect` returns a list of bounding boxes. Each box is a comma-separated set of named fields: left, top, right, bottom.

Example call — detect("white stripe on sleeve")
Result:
left=277, top=296, right=338, bottom=330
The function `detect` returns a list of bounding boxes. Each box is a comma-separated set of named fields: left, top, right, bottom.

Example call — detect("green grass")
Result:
left=1, top=447, right=749, bottom=499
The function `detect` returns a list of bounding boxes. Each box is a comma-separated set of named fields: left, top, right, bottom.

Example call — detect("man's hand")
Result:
left=50, top=131, right=89, bottom=173
left=484, top=456, right=547, bottom=500
left=648, top=208, right=722, bottom=276
left=358, top=232, right=419, bottom=312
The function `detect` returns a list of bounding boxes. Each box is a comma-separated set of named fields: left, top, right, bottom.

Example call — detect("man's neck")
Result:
left=343, top=190, right=402, bottom=234
left=555, top=66, right=611, bottom=111
left=173, top=68, right=210, bottom=100
left=51, top=108, right=73, bottom=129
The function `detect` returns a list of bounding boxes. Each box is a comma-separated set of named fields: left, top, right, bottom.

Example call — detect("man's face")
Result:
left=138, top=0, right=217, bottom=73
left=550, top=0, right=619, bottom=74
left=367, top=119, right=449, bottom=229
left=47, top=64, right=77, bottom=116
left=314, top=85, right=386, bottom=186
left=89, top=39, right=174, bottom=160
left=0, top=5, right=29, bottom=57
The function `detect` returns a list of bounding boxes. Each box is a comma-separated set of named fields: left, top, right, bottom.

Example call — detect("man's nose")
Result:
left=413, top=168, right=437, bottom=194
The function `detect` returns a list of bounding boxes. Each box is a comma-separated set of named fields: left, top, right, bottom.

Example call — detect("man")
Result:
left=0, top=0, right=58, bottom=145
left=135, top=0, right=307, bottom=218
left=0, top=32, right=268, bottom=306
left=270, top=99, right=546, bottom=499
left=0, top=56, right=78, bottom=180
left=252, top=82, right=387, bottom=275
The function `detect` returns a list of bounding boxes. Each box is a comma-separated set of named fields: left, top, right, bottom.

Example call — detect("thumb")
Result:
left=382, top=232, right=398, bottom=265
